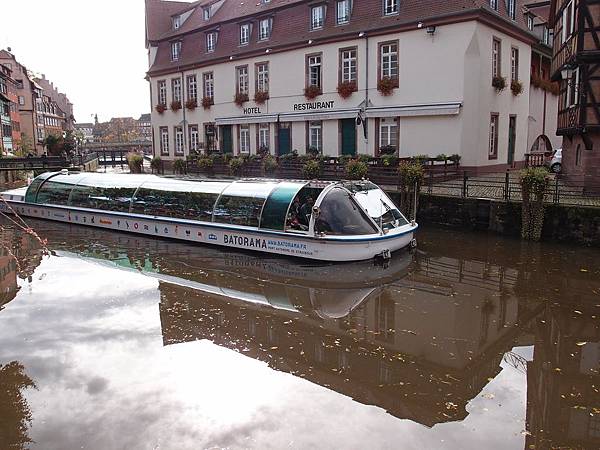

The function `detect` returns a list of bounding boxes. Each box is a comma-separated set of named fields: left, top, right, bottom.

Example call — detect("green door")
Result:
left=507, top=116, right=516, bottom=165
left=221, top=125, right=233, bottom=154
left=278, top=123, right=291, bottom=156
left=341, top=118, right=357, bottom=156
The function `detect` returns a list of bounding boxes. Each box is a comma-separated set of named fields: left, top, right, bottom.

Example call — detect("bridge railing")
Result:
left=0, top=156, right=70, bottom=171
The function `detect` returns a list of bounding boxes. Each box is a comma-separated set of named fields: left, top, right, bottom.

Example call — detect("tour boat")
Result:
left=0, top=171, right=418, bottom=261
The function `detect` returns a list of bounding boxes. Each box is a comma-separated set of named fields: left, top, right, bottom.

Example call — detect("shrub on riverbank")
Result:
left=398, top=162, right=424, bottom=220
left=520, top=167, right=550, bottom=241
left=150, top=156, right=162, bottom=174
left=127, top=153, right=143, bottom=173
left=346, top=160, right=368, bottom=180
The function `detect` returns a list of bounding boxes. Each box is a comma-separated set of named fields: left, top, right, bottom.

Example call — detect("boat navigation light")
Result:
left=60, top=169, right=69, bottom=175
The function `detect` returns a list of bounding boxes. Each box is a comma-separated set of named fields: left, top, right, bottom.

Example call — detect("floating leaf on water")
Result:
left=580, top=268, right=588, bottom=272
left=576, top=341, right=587, bottom=346
left=574, top=310, right=583, bottom=315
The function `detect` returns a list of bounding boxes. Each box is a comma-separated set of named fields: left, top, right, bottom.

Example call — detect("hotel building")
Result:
left=145, top=0, right=560, bottom=170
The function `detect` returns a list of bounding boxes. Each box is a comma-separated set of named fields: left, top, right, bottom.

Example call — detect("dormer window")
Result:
left=203, top=7, right=210, bottom=20
left=259, top=18, right=271, bottom=40
left=173, top=15, right=181, bottom=30
left=171, top=41, right=181, bottom=61
left=337, top=0, right=350, bottom=24
left=506, top=0, right=515, bottom=20
left=311, top=5, right=325, bottom=30
left=527, top=14, right=534, bottom=30
left=384, top=0, right=398, bottom=16
left=240, top=24, right=250, bottom=45
left=206, top=32, right=217, bottom=52
left=490, top=0, right=498, bottom=11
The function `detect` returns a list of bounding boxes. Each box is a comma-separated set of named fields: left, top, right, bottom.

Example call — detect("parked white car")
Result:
left=547, top=148, right=562, bottom=173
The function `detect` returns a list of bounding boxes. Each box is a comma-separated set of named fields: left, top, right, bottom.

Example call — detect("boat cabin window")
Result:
left=314, top=187, right=379, bottom=235
left=70, top=185, right=136, bottom=212
left=346, top=181, right=409, bottom=230
left=132, top=188, right=218, bottom=221
left=213, top=182, right=275, bottom=228
left=285, top=187, right=324, bottom=232
left=36, top=179, right=78, bottom=206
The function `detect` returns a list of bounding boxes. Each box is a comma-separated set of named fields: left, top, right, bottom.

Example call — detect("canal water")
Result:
left=0, top=219, right=599, bottom=450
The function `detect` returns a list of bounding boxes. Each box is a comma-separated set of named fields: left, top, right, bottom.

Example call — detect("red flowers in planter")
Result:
left=202, top=97, right=213, bottom=110
left=234, top=92, right=249, bottom=107
left=377, top=77, right=397, bottom=96
left=304, top=85, right=321, bottom=100
left=170, top=100, right=182, bottom=111
left=337, top=81, right=357, bottom=99
left=186, top=99, right=198, bottom=110
left=254, top=90, right=269, bottom=104
left=155, top=104, right=166, bottom=114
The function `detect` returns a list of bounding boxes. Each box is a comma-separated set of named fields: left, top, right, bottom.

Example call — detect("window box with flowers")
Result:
left=185, top=99, right=198, bottom=110
left=234, top=92, right=249, bottom=107
left=377, top=77, right=398, bottom=96
left=155, top=104, right=167, bottom=114
left=303, top=85, right=321, bottom=100
left=511, top=80, right=523, bottom=96
left=337, top=81, right=357, bottom=99
left=254, top=90, right=269, bottom=104
left=492, top=76, right=506, bottom=92
left=379, top=145, right=397, bottom=156
left=170, top=100, right=182, bottom=111
left=202, top=97, right=213, bottom=110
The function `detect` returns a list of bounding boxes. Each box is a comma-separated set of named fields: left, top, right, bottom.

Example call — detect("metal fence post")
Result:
left=504, top=171, right=510, bottom=202
left=554, top=176, right=559, bottom=204
left=462, top=171, right=467, bottom=198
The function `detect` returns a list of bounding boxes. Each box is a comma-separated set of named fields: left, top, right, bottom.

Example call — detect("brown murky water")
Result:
left=0, top=219, right=599, bottom=450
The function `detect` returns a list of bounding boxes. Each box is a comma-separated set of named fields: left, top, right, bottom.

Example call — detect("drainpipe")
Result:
left=364, top=33, right=370, bottom=153
left=180, top=70, right=187, bottom=157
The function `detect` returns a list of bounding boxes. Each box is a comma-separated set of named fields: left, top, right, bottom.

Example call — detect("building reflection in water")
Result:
left=2, top=220, right=600, bottom=447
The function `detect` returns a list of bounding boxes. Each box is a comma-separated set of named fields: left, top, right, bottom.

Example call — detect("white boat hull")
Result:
left=0, top=200, right=417, bottom=262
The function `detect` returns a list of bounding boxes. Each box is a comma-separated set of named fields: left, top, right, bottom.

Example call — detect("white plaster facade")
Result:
left=148, top=20, right=554, bottom=168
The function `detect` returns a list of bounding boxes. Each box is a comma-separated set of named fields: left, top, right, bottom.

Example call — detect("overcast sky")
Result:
left=0, top=0, right=160, bottom=124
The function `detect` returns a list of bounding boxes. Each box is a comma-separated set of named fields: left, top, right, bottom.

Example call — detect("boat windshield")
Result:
left=314, top=187, right=379, bottom=235
left=344, top=181, right=409, bottom=231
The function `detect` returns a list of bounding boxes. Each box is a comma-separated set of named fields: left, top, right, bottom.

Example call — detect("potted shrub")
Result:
left=234, top=93, right=249, bottom=107
left=398, top=162, right=425, bottom=220
left=173, top=158, right=187, bottom=175
left=262, top=155, right=278, bottom=175
left=492, top=76, right=506, bottom=92
left=303, top=85, right=321, bottom=100
left=170, top=100, right=182, bottom=111
left=155, top=104, right=166, bottom=114
left=307, top=146, right=321, bottom=157
left=229, top=156, right=245, bottom=175
left=381, top=154, right=399, bottom=167
left=302, top=159, right=322, bottom=179
left=198, top=156, right=214, bottom=172
left=511, top=80, right=523, bottom=96
left=186, top=99, right=198, bottom=110
left=435, top=153, right=448, bottom=162
left=346, top=159, right=368, bottom=180
left=202, top=97, right=213, bottom=110
left=150, top=156, right=162, bottom=173
left=126, top=152, right=144, bottom=174
left=254, top=90, right=269, bottom=104
left=379, top=145, right=396, bottom=156
left=257, top=145, right=270, bottom=156
left=337, top=81, right=357, bottom=99
left=449, top=154, right=461, bottom=164
left=377, top=77, right=397, bottom=96
left=520, top=167, right=550, bottom=241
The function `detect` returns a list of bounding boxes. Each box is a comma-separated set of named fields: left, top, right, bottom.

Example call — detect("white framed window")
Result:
left=160, top=127, right=169, bottom=155
left=174, top=126, right=184, bottom=155
left=259, top=18, right=271, bottom=40
left=18, top=96, right=25, bottom=106
left=511, top=47, right=519, bottom=82
left=489, top=114, right=498, bottom=159
left=490, top=0, right=498, bottom=11
left=308, top=54, right=322, bottom=88
left=203, top=7, right=210, bottom=20
left=379, top=117, right=397, bottom=148
left=171, top=41, right=181, bottom=61
left=566, top=68, right=580, bottom=108
left=158, top=80, right=167, bottom=105
left=506, top=0, right=515, bottom=20
left=380, top=42, right=398, bottom=79
left=239, top=125, right=250, bottom=153
left=341, top=48, right=357, bottom=82
left=187, top=75, right=197, bottom=100
left=384, top=0, right=398, bottom=16
left=527, top=15, right=534, bottom=30
left=492, top=38, right=501, bottom=79
left=256, top=63, right=269, bottom=92
left=206, top=32, right=216, bottom=52
left=240, top=24, right=250, bottom=45
left=259, top=123, right=270, bottom=151
left=311, top=6, right=324, bottom=29
left=237, top=66, right=249, bottom=95
left=189, top=125, right=199, bottom=153
left=203, top=72, right=214, bottom=99
left=337, top=0, right=350, bottom=24
left=561, top=0, right=575, bottom=43
left=542, top=26, right=550, bottom=45
left=308, top=121, right=322, bottom=152
left=172, top=78, right=182, bottom=102
left=173, top=15, right=181, bottom=29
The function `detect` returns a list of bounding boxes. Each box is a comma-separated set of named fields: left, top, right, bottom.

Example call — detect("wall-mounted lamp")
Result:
left=426, top=25, right=436, bottom=35
left=561, top=67, right=574, bottom=79
left=229, top=56, right=234, bottom=60
left=358, top=31, right=365, bottom=37
left=308, top=39, right=313, bottom=44
left=265, top=48, right=270, bottom=53
left=417, top=22, right=423, bottom=29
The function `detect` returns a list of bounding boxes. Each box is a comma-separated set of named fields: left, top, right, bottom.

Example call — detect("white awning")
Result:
left=365, top=102, right=462, bottom=118
left=215, top=114, right=278, bottom=125
left=215, top=108, right=360, bottom=125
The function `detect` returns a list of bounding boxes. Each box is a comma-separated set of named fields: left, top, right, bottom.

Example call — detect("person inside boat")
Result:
left=298, top=197, right=314, bottom=227
left=315, top=201, right=345, bottom=234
